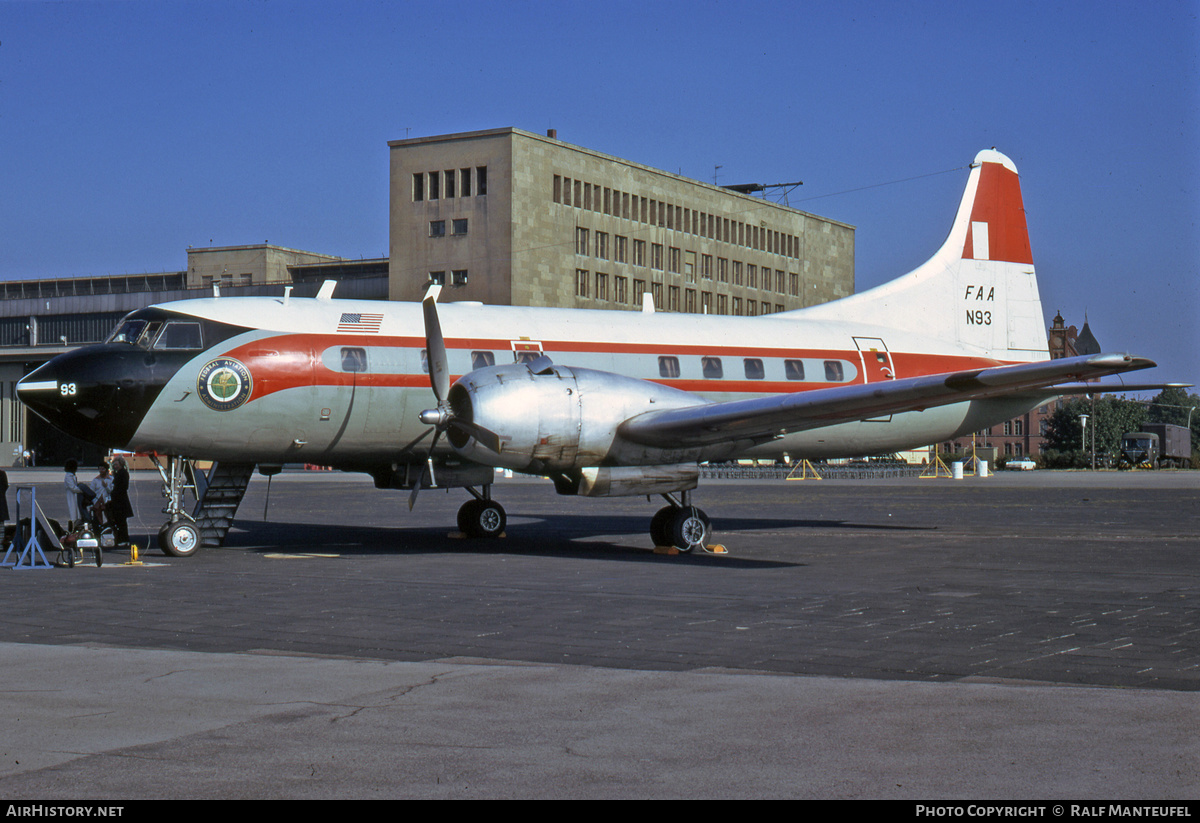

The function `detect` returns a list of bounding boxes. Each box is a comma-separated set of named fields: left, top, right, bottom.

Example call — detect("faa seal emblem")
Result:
left=197, top=358, right=253, bottom=411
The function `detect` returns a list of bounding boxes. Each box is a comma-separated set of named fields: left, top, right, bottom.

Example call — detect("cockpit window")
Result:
left=153, top=321, right=203, bottom=350
left=108, top=320, right=148, bottom=345
left=108, top=319, right=163, bottom=348
left=106, top=308, right=250, bottom=353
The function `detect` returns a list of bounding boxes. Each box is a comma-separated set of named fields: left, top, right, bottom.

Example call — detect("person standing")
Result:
left=89, top=462, right=113, bottom=525
left=63, top=459, right=89, bottom=530
left=109, top=456, right=133, bottom=547
left=0, top=467, right=8, bottom=525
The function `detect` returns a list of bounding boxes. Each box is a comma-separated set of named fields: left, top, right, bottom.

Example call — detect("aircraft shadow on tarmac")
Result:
left=214, top=512, right=934, bottom=568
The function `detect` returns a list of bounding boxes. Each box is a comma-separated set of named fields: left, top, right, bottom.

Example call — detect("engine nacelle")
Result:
left=446, top=361, right=702, bottom=474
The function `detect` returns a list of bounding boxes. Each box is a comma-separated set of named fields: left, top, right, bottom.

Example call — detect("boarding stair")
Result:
left=191, top=462, right=255, bottom=547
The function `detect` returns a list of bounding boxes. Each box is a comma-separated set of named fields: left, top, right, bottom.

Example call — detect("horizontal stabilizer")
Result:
left=618, top=353, right=1156, bottom=449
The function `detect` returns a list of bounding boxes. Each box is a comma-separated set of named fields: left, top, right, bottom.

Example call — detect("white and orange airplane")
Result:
left=18, top=149, right=1155, bottom=556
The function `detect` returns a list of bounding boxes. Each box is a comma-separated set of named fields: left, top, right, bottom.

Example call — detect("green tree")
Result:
left=1044, top=396, right=1148, bottom=462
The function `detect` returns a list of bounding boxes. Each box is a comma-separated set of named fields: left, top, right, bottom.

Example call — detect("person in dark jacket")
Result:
left=0, top=467, right=8, bottom=524
left=109, top=456, right=134, bottom=547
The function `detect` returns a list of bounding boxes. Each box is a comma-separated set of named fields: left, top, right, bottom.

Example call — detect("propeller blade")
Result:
left=422, top=292, right=450, bottom=404
left=448, top=419, right=502, bottom=455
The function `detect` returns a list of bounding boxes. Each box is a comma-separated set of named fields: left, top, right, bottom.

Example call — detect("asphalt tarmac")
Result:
left=0, top=468, right=1196, bottom=799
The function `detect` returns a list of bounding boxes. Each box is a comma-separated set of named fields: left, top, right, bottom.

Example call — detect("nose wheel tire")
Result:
left=457, top=499, right=506, bottom=538
left=160, top=521, right=201, bottom=557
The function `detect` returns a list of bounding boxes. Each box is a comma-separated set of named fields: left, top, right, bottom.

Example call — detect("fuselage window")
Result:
left=514, top=350, right=542, bottom=365
left=341, top=347, right=367, bottom=373
left=743, top=358, right=765, bottom=380
left=420, top=349, right=429, bottom=373
left=702, top=356, right=723, bottom=379
left=153, top=321, right=203, bottom=351
left=824, top=360, right=844, bottom=382
left=785, top=359, right=805, bottom=381
left=658, top=356, right=680, bottom=378
left=471, top=351, right=496, bottom=369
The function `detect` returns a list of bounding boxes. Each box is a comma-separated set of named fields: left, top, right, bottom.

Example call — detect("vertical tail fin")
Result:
left=793, top=149, right=1048, bottom=362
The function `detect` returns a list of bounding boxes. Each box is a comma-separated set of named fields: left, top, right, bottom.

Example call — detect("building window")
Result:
left=452, top=269, right=468, bottom=287
left=428, top=172, right=440, bottom=200
left=701, top=255, right=713, bottom=280
left=429, top=271, right=446, bottom=286
left=633, top=239, right=646, bottom=267
left=576, top=268, right=589, bottom=298
left=701, top=291, right=712, bottom=314
left=413, top=173, right=424, bottom=202
left=476, top=166, right=488, bottom=195
left=576, top=227, right=589, bottom=255
left=669, top=247, right=681, bottom=274
left=733, top=261, right=743, bottom=285
left=595, top=272, right=608, bottom=301
left=633, top=279, right=646, bottom=301
left=429, top=220, right=446, bottom=237
left=444, top=170, right=456, bottom=198
left=452, top=219, right=468, bottom=236
left=717, top=257, right=728, bottom=282
left=667, top=285, right=680, bottom=311
left=651, top=244, right=663, bottom=270
left=614, top=235, right=627, bottom=264
left=596, top=232, right=609, bottom=259
left=460, top=168, right=472, bottom=197
left=614, top=275, right=627, bottom=304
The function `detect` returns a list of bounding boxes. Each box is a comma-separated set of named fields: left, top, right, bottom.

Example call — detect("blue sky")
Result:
left=2, top=0, right=1197, bottom=387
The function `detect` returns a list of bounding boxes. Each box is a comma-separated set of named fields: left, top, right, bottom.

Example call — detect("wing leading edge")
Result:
left=616, top=353, right=1156, bottom=449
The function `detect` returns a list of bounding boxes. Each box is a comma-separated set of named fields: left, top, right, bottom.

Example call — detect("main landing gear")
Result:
left=649, top=491, right=714, bottom=554
left=456, top=487, right=506, bottom=539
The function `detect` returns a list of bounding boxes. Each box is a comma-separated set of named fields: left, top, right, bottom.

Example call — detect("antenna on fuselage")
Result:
left=316, top=280, right=337, bottom=300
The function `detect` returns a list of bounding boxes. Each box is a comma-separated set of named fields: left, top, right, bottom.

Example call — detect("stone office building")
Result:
left=389, top=127, right=855, bottom=314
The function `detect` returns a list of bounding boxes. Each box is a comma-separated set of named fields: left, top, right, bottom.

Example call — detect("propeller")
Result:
left=409, top=288, right=500, bottom=510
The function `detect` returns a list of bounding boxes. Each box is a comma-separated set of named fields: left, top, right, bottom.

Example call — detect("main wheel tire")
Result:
left=669, top=507, right=712, bottom=553
left=458, top=499, right=506, bottom=538
left=161, top=521, right=201, bottom=557
left=649, top=506, right=676, bottom=547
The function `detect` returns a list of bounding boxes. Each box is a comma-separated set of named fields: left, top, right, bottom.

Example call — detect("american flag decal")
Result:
left=337, top=312, right=384, bottom=333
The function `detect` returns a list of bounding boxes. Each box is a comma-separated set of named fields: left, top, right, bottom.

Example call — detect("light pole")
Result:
left=1079, top=413, right=1090, bottom=468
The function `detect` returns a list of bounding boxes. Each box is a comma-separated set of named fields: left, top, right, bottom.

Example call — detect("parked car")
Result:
left=1007, top=457, right=1037, bottom=470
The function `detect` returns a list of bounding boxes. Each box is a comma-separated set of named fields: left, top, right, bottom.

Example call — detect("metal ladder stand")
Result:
left=1, top=487, right=61, bottom=570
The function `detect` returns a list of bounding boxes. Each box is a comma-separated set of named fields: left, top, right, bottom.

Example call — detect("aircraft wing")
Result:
left=617, top=353, right=1156, bottom=449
